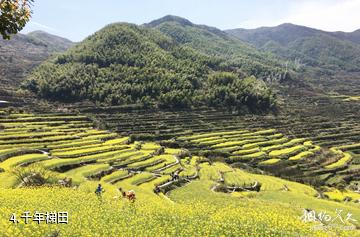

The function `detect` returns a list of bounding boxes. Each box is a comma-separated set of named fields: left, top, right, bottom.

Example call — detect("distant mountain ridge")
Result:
left=0, top=31, right=73, bottom=88
left=228, top=23, right=360, bottom=45
left=24, top=16, right=284, bottom=111
left=331, top=29, right=360, bottom=44
left=145, top=15, right=229, bottom=39
left=145, top=15, right=195, bottom=28
left=227, top=23, right=360, bottom=73
left=145, top=15, right=285, bottom=77
left=4, top=15, right=360, bottom=111
left=27, top=30, right=73, bottom=51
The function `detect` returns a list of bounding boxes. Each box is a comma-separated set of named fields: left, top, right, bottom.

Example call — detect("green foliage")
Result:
left=0, top=0, right=33, bottom=39
left=149, top=16, right=285, bottom=78
left=201, top=74, right=277, bottom=110
left=25, top=20, right=280, bottom=111
left=228, top=23, right=360, bottom=73
left=11, top=164, right=59, bottom=186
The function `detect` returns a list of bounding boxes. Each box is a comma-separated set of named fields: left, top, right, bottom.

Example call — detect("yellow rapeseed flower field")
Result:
left=0, top=186, right=348, bottom=237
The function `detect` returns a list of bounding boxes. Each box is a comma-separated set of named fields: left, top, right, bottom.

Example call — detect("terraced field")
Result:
left=177, top=128, right=360, bottom=190
left=63, top=79, right=360, bottom=197
left=0, top=110, right=189, bottom=194
left=318, top=74, right=360, bottom=102
left=73, top=78, right=360, bottom=154
left=1, top=108, right=357, bottom=195
left=0, top=108, right=359, bottom=236
left=79, top=101, right=359, bottom=151
left=169, top=161, right=360, bottom=234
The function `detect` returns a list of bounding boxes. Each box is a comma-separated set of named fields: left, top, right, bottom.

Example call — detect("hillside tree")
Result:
left=0, top=0, right=33, bottom=39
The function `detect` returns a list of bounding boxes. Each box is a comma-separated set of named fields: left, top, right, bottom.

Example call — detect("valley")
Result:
left=0, top=13, right=359, bottom=237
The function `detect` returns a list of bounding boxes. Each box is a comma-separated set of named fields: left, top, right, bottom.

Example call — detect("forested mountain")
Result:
left=0, top=31, right=73, bottom=89
left=145, top=15, right=286, bottom=79
left=25, top=17, right=286, bottom=111
left=227, top=23, right=360, bottom=73
left=331, top=29, right=360, bottom=45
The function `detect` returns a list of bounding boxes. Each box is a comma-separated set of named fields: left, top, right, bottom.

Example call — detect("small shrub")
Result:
left=12, top=164, right=59, bottom=187
left=213, top=184, right=229, bottom=193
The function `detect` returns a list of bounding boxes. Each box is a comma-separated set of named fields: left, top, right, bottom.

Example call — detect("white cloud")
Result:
left=21, top=21, right=59, bottom=34
left=282, top=0, right=360, bottom=32
left=237, top=0, right=360, bottom=32
left=29, top=21, right=57, bottom=32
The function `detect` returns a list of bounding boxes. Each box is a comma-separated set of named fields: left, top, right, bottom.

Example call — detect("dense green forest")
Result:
left=146, top=16, right=286, bottom=79
left=24, top=17, right=285, bottom=111
left=227, top=23, right=360, bottom=73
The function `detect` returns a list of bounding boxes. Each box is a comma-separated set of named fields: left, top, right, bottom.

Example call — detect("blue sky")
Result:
left=21, top=0, right=360, bottom=42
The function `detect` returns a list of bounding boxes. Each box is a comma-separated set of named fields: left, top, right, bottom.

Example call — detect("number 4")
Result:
left=9, top=213, right=18, bottom=223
